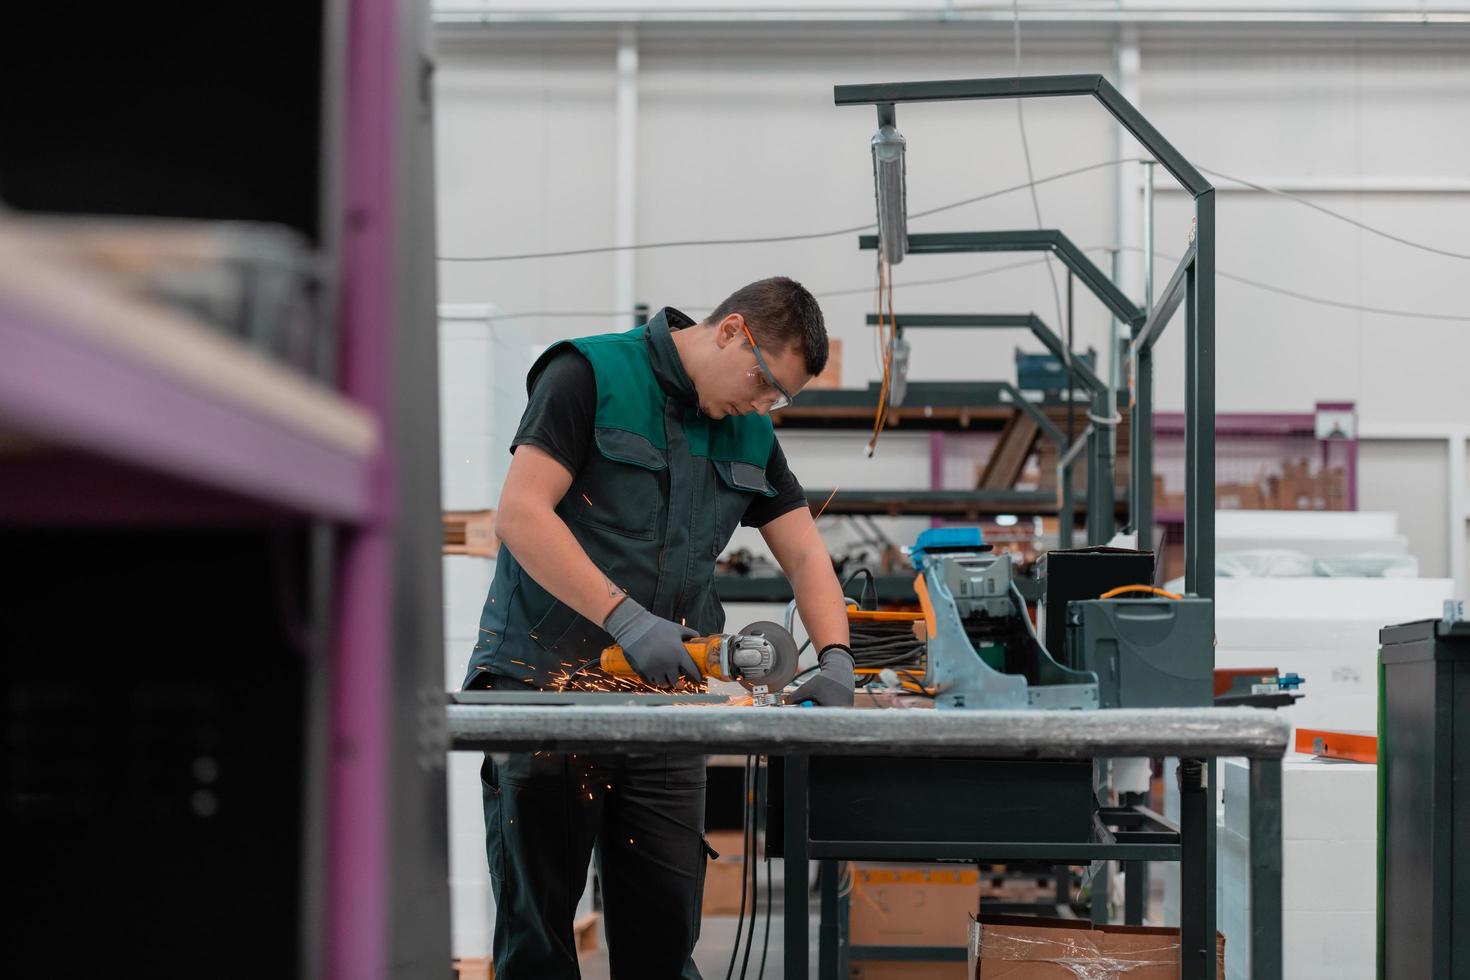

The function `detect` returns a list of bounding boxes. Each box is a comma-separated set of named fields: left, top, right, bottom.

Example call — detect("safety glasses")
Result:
left=740, top=321, right=796, bottom=411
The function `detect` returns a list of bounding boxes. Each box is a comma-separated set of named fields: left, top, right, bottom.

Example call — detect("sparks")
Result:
left=814, top=485, right=841, bottom=519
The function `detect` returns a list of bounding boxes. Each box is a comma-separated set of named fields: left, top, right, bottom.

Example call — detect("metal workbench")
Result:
left=448, top=705, right=1288, bottom=980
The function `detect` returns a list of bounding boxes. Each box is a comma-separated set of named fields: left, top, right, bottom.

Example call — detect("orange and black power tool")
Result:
left=599, top=621, right=799, bottom=704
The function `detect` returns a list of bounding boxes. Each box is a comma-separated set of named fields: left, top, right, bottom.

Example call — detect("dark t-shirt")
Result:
left=510, top=348, right=807, bottom=528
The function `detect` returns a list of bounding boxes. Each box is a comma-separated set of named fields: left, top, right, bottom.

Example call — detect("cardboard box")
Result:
left=851, top=963, right=969, bottom=980
left=849, top=864, right=980, bottom=949
left=702, top=829, right=750, bottom=916
left=971, top=915, right=1224, bottom=979
left=444, top=509, right=499, bottom=557
left=452, top=956, right=492, bottom=980
left=1215, top=483, right=1264, bottom=510
left=808, top=337, right=842, bottom=389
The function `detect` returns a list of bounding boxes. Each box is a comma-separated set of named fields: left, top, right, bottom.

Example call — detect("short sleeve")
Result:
left=740, top=435, right=808, bottom=528
left=509, top=348, right=596, bottom=477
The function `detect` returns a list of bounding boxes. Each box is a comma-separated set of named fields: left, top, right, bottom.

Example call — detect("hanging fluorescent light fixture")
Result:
left=870, top=104, right=907, bottom=265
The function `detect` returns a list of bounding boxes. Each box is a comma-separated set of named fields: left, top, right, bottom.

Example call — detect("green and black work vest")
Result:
left=464, top=309, right=778, bottom=690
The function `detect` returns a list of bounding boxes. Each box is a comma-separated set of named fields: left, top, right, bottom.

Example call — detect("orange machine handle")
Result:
left=1100, top=585, right=1183, bottom=601
left=914, top=572, right=938, bottom=640
left=846, top=609, right=925, bottom=623
left=600, top=638, right=717, bottom=679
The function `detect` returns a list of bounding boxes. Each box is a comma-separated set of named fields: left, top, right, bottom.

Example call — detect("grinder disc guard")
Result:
left=733, top=621, right=800, bottom=692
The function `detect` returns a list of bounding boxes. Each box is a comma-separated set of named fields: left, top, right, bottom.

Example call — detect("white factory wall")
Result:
left=438, top=308, right=534, bottom=958
left=433, top=21, right=1470, bottom=585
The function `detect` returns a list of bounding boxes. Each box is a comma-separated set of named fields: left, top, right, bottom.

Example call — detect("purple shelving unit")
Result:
left=1, top=5, right=448, bottom=978
left=1152, top=402, right=1358, bottom=525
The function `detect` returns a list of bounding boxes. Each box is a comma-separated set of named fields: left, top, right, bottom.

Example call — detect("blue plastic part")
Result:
left=1277, top=672, right=1304, bottom=690
left=910, top=527, right=987, bottom=570
left=1016, top=348, right=1096, bottom=391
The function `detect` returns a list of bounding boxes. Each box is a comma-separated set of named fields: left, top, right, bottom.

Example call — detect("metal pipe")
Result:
left=1143, top=160, right=1156, bottom=313
left=1058, top=424, right=1095, bottom=473
left=436, top=5, right=1470, bottom=28
left=613, top=28, right=639, bottom=330
left=446, top=704, right=1292, bottom=759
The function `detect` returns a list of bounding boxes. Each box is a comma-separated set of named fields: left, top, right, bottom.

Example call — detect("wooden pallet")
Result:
left=452, top=956, right=492, bottom=980
left=450, top=914, right=597, bottom=979
left=979, top=412, right=1041, bottom=489
left=574, top=912, right=601, bottom=956
left=444, top=509, right=498, bottom=557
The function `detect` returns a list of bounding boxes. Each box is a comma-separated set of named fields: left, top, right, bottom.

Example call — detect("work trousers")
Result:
left=482, top=749, right=710, bottom=979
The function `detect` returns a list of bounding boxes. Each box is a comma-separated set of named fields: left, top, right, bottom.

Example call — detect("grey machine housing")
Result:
left=1064, top=598, right=1215, bottom=709
left=921, top=547, right=1099, bottom=710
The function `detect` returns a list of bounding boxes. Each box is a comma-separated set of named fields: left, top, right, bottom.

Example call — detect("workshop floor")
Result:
left=578, top=913, right=818, bottom=979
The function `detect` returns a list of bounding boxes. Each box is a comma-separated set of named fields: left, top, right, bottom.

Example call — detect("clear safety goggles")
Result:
left=741, top=322, right=796, bottom=411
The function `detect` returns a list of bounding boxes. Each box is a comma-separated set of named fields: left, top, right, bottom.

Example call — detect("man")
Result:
left=463, top=277, right=854, bottom=978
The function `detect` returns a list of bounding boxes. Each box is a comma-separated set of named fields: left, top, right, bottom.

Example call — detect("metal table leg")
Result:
left=1178, top=757, right=1217, bottom=980
left=1249, top=758, right=1283, bottom=980
left=1124, top=860, right=1146, bottom=925
left=784, top=755, right=810, bottom=980
left=1121, top=791, right=1147, bottom=924
left=819, top=860, right=839, bottom=980
left=1091, top=861, right=1111, bottom=924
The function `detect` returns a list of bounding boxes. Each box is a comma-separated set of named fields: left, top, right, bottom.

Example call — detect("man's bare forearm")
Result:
left=495, top=503, right=627, bottom=627
left=787, top=552, right=850, bottom=653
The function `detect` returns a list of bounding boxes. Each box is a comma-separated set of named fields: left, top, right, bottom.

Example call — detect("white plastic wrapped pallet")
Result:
left=1217, top=755, right=1376, bottom=980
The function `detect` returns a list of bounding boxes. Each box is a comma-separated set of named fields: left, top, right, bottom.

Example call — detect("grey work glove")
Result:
left=603, top=597, right=703, bottom=688
left=784, top=644, right=856, bottom=707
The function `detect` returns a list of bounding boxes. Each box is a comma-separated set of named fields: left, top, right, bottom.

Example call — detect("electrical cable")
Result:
left=1100, top=584, right=1182, bottom=600
left=723, top=755, right=753, bottom=980
left=473, top=241, right=1470, bottom=323
left=1010, top=0, right=1069, bottom=364
left=437, top=158, right=1147, bottom=263
left=841, top=567, right=878, bottom=610
left=866, top=253, right=898, bottom=456
left=813, top=254, right=1057, bottom=299
left=1198, top=166, right=1470, bottom=262
left=757, top=773, right=773, bottom=980
left=1009, top=580, right=1054, bottom=661
left=1117, top=245, right=1470, bottom=323
left=737, top=756, right=761, bottom=979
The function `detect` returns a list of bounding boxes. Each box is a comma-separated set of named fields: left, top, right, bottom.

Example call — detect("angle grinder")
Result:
left=599, top=621, right=800, bottom=705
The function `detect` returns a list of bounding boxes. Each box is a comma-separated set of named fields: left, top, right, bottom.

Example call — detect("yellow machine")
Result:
left=600, top=621, right=800, bottom=702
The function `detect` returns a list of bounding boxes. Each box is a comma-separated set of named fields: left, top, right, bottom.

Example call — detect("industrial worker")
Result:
left=463, top=276, right=853, bottom=978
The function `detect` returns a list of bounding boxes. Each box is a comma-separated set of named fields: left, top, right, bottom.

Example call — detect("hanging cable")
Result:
left=481, top=240, right=1470, bottom=324
left=737, top=755, right=761, bottom=979
left=1010, top=0, right=1068, bottom=358
left=1117, top=245, right=1470, bottom=323
left=756, top=760, right=773, bottom=979
left=1198, top=166, right=1470, bottom=262
left=437, top=158, right=1148, bottom=263
left=724, top=755, right=754, bottom=980
left=865, top=253, right=898, bottom=457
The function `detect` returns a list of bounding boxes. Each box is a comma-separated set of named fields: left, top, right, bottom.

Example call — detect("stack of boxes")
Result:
left=1154, top=460, right=1350, bottom=514
left=1219, top=756, right=1376, bottom=979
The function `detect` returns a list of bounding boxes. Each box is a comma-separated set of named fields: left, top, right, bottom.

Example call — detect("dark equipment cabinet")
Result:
left=1378, top=618, right=1470, bottom=979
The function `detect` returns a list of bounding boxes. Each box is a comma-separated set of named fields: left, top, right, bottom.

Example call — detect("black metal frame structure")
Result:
left=833, top=73, right=1231, bottom=978
left=837, top=73, right=1215, bottom=598
left=862, top=311, right=1112, bottom=546
left=445, top=704, right=1285, bottom=980
left=812, top=795, right=1185, bottom=975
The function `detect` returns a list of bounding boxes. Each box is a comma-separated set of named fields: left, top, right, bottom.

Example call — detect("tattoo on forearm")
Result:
left=604, top=575, right=628, bottom=598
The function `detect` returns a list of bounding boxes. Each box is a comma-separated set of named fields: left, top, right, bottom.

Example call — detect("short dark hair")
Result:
left=705, top=276, right=828, bottom=377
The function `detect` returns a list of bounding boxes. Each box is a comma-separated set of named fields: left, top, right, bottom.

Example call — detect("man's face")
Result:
left=698, top=314, right=812, bottom=420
